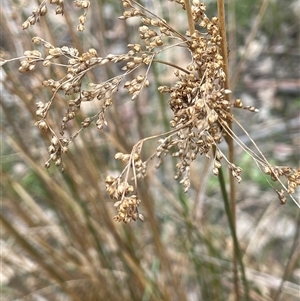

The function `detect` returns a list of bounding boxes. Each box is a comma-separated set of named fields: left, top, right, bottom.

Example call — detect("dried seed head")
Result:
left=234, top=98, right=243, bottom=108
left=212, top=167, right=219, bottom=175
left=51, top=136, right=59, bottom=146
left=36, top=120, right=48, bottom=131
left=77, top=24, right=85, bottom=31
left=138, top=213, right=144, bottom=222
left=40, top=4, right=48, bottom=16
left=32, top=36, right=41, bottom=44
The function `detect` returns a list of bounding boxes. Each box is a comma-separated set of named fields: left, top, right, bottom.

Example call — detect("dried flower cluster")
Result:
left=22, top=0, right=63, bottom=30
left=22, top=1, right=49, bottom=30
left=108, top=0, right=299, bottom=217
left=18, top=50, right=43, bottom=72
left=22, top=0, right=90, bottom=31
left=11, top=34, right=156, bottom=171
left=74, top=0, right=90, bottom=31
left=104, top=142, right=148, bottom=222
left=2, top=0, right=299, bottom=223
left=105, top=150, right=146, bottom=223
left=265, top=166, right=300, bottom=204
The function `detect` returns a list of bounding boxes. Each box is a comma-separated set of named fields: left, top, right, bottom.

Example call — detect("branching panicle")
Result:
left=3, top=0, right=299, bottom=223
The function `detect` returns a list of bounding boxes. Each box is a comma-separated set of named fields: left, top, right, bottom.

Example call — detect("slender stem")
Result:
left=228, top=0, right=237, bottom=71
left=153, top=59, right=191, bottom=74
left=217, top=166, right=250, bottom=301
left=184, top=0, right=196, bottom=35
left=217, top=0, right=235, bottom=218
left=217, top=0, right=238, bottom=299
left=152, top=63, right=170, bottom=131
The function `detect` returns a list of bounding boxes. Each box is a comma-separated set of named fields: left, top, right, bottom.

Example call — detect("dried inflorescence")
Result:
left=105, top=175, right=142, bottom=223
left=22, top=0, right=90, bottom=31
left=73, top=0, right=91, bottom=31
left=264, top=166, right=300, bottom=196
left=103, top=0, right=261, bottom=218
left=45, top=136, right=69, bottom=171
left=22, top=1, right=49, bottom=30
left=107, top=0, right=299, bottom=217
left=154, top=3, right=232, bottom=192
left=5, top=0, right=299, bottom=222
left=105, top=151, right=146, bottom=223
left=18, top=50, right=43, bottom=72
left=22, top=0, right=64, bottom=30
left=10, top=35, right=155, bottom=171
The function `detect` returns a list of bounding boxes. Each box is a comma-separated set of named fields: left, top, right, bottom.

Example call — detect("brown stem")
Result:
left=217, top=0, right=239, bottom=300
left=184, top=0, right=195, bottom=35
left=153, top=59, right=191, bottom=74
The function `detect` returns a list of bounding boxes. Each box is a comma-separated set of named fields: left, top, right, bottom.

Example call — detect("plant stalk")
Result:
left=218, top=166, right=250, bottom=301
left=184, top=0, right=196, bottom=35
left=217, top=0, right=238, bottom=299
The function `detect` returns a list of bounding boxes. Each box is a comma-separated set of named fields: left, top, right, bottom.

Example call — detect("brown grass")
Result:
left=1, top=1, right=299, bottom=300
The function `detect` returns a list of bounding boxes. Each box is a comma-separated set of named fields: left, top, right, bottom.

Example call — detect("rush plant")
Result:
left=1, top=1, right=299, bottom=300
left=1, top=0, right=299, bottom=223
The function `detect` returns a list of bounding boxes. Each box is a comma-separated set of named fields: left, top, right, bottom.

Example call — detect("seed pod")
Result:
left=43, top=60, right=51, bottom=67
left=49, top=47, right=61, bottom=57
left=214, top=160, right=221, bottom=169
left=138, top=213, right=144, bottom=222
left=212, top=167, right=219, bottom=175
left=22, top=20, right=30, bottom=30
left=133, top=57, right=143, bottom=64
left=37, top=120, right=48, bottom=131
left=51, top=136, right=59, bottom=146
left=40, top=4, right=48, bottom=16
left=55, top=158, right=62, bottom=166
left=234, top=98, right=243, bottom=108
left=28, top=64, right=36, bottom=71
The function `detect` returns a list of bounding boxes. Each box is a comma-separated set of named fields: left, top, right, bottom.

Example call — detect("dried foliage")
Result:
left=1, top=0, right=300, bottom=300
left=1, top=0, right=299, bottom=224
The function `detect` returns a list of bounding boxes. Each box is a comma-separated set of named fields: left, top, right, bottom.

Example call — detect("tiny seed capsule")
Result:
left=55, top=158, right=62, bottom=166
left=51, top=136, right=59, bottom=146
left=212, top=167, right=219, bottom=175
left=40, top=5, right=48, bottom=16
left=138, top=213, right=144, bottom=222
left=37, top=120, right=48, bottom=131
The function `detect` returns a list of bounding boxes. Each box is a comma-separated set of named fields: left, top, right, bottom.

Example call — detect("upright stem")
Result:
left=184, top=0, right=195, bottom=35
left=185, top=0, right=243, bottom=298
left=228, top=0, right=237, bottom=71
left=217, top=0, right=238, bottom=299
left=217, top=166, right=250, bottom=301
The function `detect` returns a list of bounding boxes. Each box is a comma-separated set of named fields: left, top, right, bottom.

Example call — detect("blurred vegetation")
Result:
left=1, top=0, right=299, bottom=301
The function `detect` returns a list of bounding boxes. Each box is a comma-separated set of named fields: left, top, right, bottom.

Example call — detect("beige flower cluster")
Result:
left=5, top=0, right=298, bottom=222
